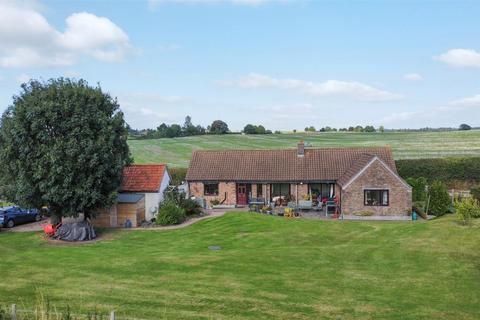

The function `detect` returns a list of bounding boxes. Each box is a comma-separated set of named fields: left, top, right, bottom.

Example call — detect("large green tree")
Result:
left=209, top=120, right=229, bottom=134
left=0, top=79, right=131, bottom=223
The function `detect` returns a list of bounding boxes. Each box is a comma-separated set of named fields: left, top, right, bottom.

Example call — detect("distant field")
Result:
left=128, top=130, right=480, bottom=167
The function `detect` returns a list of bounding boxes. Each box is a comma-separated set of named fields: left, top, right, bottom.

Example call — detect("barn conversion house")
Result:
left=186, top=143, right=412, bottom=216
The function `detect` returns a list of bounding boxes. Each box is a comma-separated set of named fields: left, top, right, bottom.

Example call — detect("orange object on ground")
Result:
left=44, top=223, right=60, bottom=236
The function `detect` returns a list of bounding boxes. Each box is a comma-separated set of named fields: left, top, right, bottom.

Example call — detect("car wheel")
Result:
left=35, top=214, right=41, bottom=222
left=6, top=219, right=15, bottom=228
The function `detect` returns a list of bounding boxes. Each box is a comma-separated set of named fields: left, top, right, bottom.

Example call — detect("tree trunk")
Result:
left=50, top=206, right=62, bottom=225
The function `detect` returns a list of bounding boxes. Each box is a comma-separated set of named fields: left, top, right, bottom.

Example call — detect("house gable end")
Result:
left=341, top=157, right=411, bottom=190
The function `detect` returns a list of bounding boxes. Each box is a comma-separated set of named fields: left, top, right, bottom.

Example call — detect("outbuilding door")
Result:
left=237, top=184, right=249, bottom=205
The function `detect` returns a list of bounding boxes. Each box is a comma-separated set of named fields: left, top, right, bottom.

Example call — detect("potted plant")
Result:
left=261, top=205, right=272, bottom=214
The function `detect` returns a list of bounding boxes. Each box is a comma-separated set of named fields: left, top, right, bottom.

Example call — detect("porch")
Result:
left=236, top=182, right=340, bottom=215
left=247, top=198, right=340, bottom=218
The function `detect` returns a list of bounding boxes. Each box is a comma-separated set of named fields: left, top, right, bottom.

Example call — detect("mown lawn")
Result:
left=128, top=130, right=480, bottom=167
left=0, top=213, right=479, bottom=319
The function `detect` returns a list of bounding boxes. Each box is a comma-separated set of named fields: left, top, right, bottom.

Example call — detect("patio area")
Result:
left=246, top=204, right=419, bottom=221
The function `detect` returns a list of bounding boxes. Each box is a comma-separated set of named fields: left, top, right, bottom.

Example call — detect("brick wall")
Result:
left=341, top=160, right=412, bottom=216
left=251, top=184, right=258, bottom=198
left=189, top=182, right=237, bottom=207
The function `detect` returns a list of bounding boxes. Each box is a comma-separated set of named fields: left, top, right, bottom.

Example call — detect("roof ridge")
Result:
left=193, top=146, right=392, bottom=153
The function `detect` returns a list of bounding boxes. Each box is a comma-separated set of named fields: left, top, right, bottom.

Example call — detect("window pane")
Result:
left=257, top=184, right=263, bottom=197
left=310, top=184, right=321, bottom=198
left=364, top=190, right=388, bottom=206
left=272, top=183, right=289, bottom=197
left=382, top=191, right=389, bottom=205
left=204, top=183, right=219, bottom=196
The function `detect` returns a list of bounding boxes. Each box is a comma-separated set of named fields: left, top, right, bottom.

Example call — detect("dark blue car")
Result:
left=0, top=206, right=41, bottom=228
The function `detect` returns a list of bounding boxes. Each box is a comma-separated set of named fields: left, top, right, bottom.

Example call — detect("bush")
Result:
left=163, top=187, right=202, bottom=216
left=169, top=168, right=187, bottom=186
left=182, top=198, right=202, bottom=216
left=471, top=186, right=480, bottom=202
left=156, top=201, right=186, bottom=225
left=354, top=210, right=374, bottom=216
left=396, top=157, right=480, bottom=183
left=427, top=181, right=451, bottom=216
left=406, top=177, right=427, bottom=202
left=454, top=197, right=480, bottom=225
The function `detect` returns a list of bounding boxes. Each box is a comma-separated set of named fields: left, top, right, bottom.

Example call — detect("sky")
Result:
left=0, top=0, right=480, bottom=131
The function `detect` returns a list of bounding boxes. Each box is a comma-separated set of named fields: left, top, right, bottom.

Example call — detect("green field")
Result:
left=1, top=213, right=479, bottom=319
left=128, top=130, right=480, bottom=167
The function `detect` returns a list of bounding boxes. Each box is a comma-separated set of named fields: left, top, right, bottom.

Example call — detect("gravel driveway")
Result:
left=2, top=218, right=49, bottom=232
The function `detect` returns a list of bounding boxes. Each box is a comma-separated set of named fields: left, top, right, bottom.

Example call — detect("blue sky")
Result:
left=1, top=0, right=480, bottom=131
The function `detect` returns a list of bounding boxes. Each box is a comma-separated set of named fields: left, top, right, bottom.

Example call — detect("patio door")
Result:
left=237, top=184, right=248, bottom=205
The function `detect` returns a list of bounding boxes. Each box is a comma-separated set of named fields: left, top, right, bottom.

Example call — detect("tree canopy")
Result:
left=209, top=120, right=229, bottom=134
left=243, top=124, right=271, bottom=134
left=459, top=123, right=472, bottom=131
left=0, top=78, right=131, bottom=222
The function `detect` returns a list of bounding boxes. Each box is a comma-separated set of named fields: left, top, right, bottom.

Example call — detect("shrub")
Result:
left=182, top=198, right=202, bottom=216
left=169, top=168, right=187, bottom=186
left=261, top=205, right=272, bottom=213
left=164, top=186, right=185, bottom=204
left=210, top=199, right=221, bottom=206
left=396, top=157, right=480, bottom=183
left=406, top=177, right=427, bottom=202
left=454, top=197, right=480, bottom=225
left=427, top=181, right=451, bottom=216
left=471, top=186, right=480, bottom=202
left=354, top=210, right=374, bottom=216
left=0, top=306, right=5, bottom=320
left=156, top=201, right=186, bottom=225
left=163, top=187, right=202, bottom=216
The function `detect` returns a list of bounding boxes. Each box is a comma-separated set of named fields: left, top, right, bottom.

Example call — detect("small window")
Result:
left=272, top=183, right=290, bottom=198
left=204, top=183, right=219, bottom=196
left=364, top=190, right=389, bottom=206
left=257, top=184, right=263, bottom=197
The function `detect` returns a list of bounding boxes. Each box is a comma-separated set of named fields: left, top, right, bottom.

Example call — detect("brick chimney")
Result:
left=297, top=140, right=305, bottom=157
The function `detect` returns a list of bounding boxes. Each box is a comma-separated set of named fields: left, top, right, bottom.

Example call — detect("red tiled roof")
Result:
left=186, top=147, right=396, bottom=182
left=121, top=164, right=167, bottom=193
left=337, top=154, right=377, bottom=186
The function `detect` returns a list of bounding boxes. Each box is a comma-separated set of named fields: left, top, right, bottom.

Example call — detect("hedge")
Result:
left=396, top=157, right=480, bottom=183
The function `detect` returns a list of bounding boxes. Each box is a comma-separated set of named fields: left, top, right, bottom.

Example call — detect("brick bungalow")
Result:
left=186, top=142, right=412, bottom=216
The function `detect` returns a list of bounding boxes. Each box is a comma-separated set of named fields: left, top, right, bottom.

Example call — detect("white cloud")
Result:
left=403, top=73, right=422, bottom=81
left=448, top=94, right=480, bottom=108
left=218, top=73, right=402, bottom=102
left=117, top=92, right=189, bottom=126
left=435, top=49, right=480, bottom=68
left=0, top=2, right=132, bottom=68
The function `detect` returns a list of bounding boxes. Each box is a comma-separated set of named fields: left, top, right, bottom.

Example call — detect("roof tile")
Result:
left=121, top=164, right=167, bottom=193
left=186, top=147, right=396, bottom=182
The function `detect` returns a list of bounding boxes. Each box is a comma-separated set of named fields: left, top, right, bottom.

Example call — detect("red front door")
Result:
left=237, top=184, right=248, bottom=205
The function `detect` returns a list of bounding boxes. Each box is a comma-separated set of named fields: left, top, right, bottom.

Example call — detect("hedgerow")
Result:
left=396, top=157, right=480, bottom=183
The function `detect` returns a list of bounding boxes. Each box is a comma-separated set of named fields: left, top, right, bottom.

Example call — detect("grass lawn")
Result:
left=0, top=213, right=479, bottom=319
left=128, top=130, right=480, bottom=167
